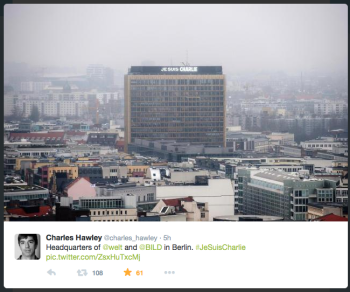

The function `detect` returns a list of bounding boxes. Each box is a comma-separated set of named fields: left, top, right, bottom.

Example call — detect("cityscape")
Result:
left=3, top=4, right=348, bottom=222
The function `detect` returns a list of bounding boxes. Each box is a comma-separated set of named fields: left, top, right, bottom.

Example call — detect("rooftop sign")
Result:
left=128, top=66, right=223, bottom=75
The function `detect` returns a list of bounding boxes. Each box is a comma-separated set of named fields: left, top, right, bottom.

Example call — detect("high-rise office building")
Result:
left=124, top=66, right=226, bottom=152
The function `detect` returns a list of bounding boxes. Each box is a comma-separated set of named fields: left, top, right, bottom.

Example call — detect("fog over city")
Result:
left=4, top=4, right=348, bottom=76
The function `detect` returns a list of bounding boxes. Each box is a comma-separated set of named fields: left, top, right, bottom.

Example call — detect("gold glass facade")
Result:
left=125, top=67, right=226, bottom=152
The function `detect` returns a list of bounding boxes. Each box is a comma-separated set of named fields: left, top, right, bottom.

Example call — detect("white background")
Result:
left=4, top=222, right=348, bottom=289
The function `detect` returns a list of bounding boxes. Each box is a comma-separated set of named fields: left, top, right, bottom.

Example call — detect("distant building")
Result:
left=87, top=133, right=118, bottom=148
left=20, top=81, right=51, bottom=92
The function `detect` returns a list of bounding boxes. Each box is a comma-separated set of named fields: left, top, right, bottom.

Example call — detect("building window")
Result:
left=125, top=211, right=127, bottom=215
left=201, top=213, right=205, bottom=218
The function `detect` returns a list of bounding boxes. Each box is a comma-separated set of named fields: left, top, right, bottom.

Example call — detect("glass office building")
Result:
left=124, top=66, right=226, bottom=152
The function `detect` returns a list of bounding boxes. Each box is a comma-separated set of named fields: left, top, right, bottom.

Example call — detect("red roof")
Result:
left=9, top=132, right=65, bottom=141
left=116, top=140, right=124, bottom=146
left=66, top=131, right=86, bottom=136
left=313, top=213, right=348, bottom=222
left=162, top=197, right=194, bottom=207
left=66, top=177, right=90, bottom=190
left=6, top=206, right=51, bottom=217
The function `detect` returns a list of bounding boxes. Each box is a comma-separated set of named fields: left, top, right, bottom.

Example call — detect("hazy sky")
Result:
left=4, top=4, right=348, bottom=75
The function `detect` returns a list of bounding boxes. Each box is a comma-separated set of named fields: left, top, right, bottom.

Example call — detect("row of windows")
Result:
left=336, top=198, right=348, bottom=203
left=131, top=107, right=223, bottom=113
left=4, top=193, right=48, bottom=200
left=131, top=95, right=223, bottom=101
left=131, top=102, right=224, bottom=108
left=294, top=206, right=307, bottom=213
left=137, top=194, right=155, bottom=202
left=306, top=144, right=334, bottom=148
left=131, top=132, right=223, bottom=138
left=294, top=190, right=309, bottom=197
left=317, top=198, right=333, bottom=202
left=131, top=85, right=224, bottom=91
left=131, top=122, right=224, bottom=128
left=131, top=111, right=224, bottom=117
left=294, top=198, right=308, bottom=205
left=131, top=91, right=223, bottom=98
left=317, top=189, right=333, bottom=194
left=128, top=169, right=147, bottom=174
left=318, top=193, right=333, bottom=198
left=131, top=116, right=224, bottom=122
left=80, top=199, right=123, bottom=209
left=93, top=219, right=137, bottom=222
left=91, top=210, right=128, bottom=216
left=336, top=190, right=348, bottom=196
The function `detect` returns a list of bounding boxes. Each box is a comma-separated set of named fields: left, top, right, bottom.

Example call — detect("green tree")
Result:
left=11, top=105, right=24, bottom=121
left=29, top=105, right=40, bottom=122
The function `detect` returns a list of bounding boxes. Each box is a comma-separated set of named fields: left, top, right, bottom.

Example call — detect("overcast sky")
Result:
left=4, top=4, right=348, bottom=75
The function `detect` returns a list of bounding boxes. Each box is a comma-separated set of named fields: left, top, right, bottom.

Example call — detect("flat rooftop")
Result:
left=254, top=171, right=301, bottom=183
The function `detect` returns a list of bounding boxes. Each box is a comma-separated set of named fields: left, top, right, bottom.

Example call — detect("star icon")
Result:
left=124, top=268, right=132, bottom=276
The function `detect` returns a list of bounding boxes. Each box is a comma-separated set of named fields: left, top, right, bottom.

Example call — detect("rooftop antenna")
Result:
left=181, top=50, right=190, bottom=66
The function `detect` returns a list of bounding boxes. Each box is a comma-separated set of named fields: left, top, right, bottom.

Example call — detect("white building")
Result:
left=156, top=178, right=235, bottom=221
left=101, top=165, right=128, bottom=179
left=20, top=82, right=52, bottom=92
left=314, top=101, right=348, bottom=115
left=13, top=91, right=117, bottom=118
left=300, top=139, right=343, bottom=151
left=4, top=94, right=17, bottom=117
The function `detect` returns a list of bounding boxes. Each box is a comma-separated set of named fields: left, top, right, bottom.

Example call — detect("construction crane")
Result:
left=88, top=97, right=100, bottom=125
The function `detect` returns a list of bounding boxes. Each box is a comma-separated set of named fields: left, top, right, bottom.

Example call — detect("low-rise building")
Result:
left=300, top=139, right=343, bottom=151
left=79, top=194, right=137, bottom=222
left=307, top=202, right=347, bottom=220
left=156, top=178, right=234, bottom=221
left=64, top=177, right=96, bottom=202
left=150, top=197, right=209, bottom=221
left=4, top=183, right=50, bottom=207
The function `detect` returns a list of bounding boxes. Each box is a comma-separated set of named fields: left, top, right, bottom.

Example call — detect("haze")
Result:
left=4, top=4, right=348, bottom=75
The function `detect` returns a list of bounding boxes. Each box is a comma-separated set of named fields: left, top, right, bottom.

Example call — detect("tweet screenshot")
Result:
left=3, top=3, right=348, bottom=290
